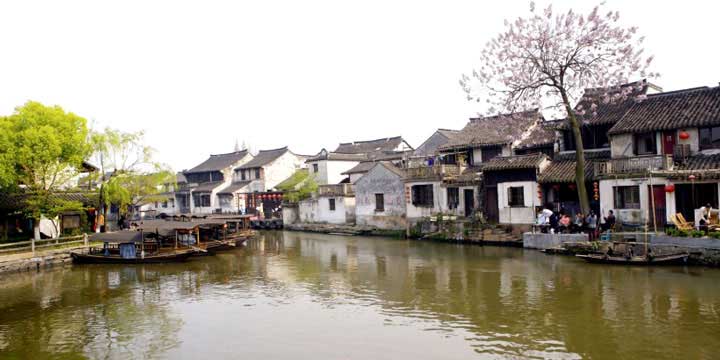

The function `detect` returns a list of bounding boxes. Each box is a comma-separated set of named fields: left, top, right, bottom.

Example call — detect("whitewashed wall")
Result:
left=264, top=152, right=305, bottom=190
left=298, top=196, right=355, bottom=224
left=405, top=180, right=443, bottom=220
left=497, top=181, right=539, bottom=224
left=355, top=164, right=406, bottom=229
left=599, top=177, right=679, bottom=225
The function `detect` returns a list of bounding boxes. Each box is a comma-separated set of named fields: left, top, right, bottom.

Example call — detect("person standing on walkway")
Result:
left=586, top=211, right=598, bottom=241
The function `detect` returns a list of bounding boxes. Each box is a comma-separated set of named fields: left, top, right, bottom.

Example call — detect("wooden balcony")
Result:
left=405, top=164, right=462, bottom=180
left=318, top=183, right=354, bottom=197
left=595, top=155, right=673, bottom=176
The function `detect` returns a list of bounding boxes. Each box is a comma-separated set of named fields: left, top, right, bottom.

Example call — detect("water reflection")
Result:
left=0, top=231, right=718, bottom=359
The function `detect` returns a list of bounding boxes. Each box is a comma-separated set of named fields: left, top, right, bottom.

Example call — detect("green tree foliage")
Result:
left=0, top=101, right=91, bottom=239
left=90, top=128, right=173, bottom=219
left=0, top=116, right=15, bottom=188
left=102, top=169, right=175, bottom=214
left=284, top=177, right=317, bottom=203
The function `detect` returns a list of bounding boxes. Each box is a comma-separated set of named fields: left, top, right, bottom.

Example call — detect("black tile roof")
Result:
left=372, top=162, right=406, bottom=178
left=516, top=120, right=559, bottom=150
left=334, top=136, right=406, bottom=154
left=559, top=80, right=652, bottom=129
left=554, top=149, right=611, bottom=161
left=342, top=161, right=377, bottom=175
left=217, top=181, right=252, bottom=195
left=675, top=153, right=720, bottom=171
left=441, top=109, right=541, bottom=150
left=0, top=191, right=99, bottom=212
left=306, top=150, right=368, bottom=162
left=191, top=181, right=224, bottom=193
left=537, top=160, right=596, bottom=183
left=236, top=147, right=290, bottom=170
left=185, top=150, right=250, bottom=174
left=608, top=86, right=720, bottom=135
left=481, top=154, right=548, bottom=171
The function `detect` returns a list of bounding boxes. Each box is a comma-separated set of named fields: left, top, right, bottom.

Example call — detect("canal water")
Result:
left=0, top=231, right=719, bottom=359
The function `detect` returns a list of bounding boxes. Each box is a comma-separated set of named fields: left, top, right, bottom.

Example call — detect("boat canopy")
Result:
left=90, top=231, right=144, bottom=244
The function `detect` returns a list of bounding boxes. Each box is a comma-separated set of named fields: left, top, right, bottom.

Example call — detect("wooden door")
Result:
left=464, top=189, right=475, bottom=217
left=662, top=131, right=676, bottom=155
left=485, top=187, right=499, bottom=223
left=648, top=185, right=666, bottom=230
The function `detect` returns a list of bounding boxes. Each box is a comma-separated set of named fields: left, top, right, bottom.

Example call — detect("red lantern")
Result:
left=689, top=174, right=696, bottom=181
left=568, top=183, right=576, bottom=191
left=665, top=184, right=675, bottom=193
left=553, top=184, right=561, bottom=191
left=679, top=131, right=690, bottom=140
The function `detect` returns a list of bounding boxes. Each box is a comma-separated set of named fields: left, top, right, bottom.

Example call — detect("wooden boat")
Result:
left=576, top=252, right=689, bottom=265
left=71, top=250, right=194, bottom=264
left=71, top=230, right=197, bottom=264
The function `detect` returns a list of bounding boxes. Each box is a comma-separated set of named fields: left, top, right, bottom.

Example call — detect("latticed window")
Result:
left=411, top=185, right=434, bottom=207
left=507, top=187, right=525, bottom=207
left=614, top=186, right=640, bottom=209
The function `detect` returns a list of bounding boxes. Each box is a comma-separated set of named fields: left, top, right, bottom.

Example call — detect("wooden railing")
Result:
left=595, top=155, right=673, bottom=176
left=405, top=164, right=462, bottom=179
left=0, top=234, right=89, bottom=255
left=318, top=184, right=354, bottom=197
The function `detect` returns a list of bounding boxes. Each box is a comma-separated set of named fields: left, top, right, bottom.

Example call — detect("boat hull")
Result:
left=71, top=251, right=194, bottom=264
left=576, top=253, right=689, bottom=266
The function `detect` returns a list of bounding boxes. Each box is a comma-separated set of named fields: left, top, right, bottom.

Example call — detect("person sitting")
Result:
left=559, top=213, right=571, bottom=233
left=573, top=212, right=584, bottom=233
left=699, top=203, right=713, bottom=231
left=549, top=210, right=560, bottom=234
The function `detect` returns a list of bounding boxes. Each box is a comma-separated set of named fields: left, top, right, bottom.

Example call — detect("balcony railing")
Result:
left=405, top=164, right=462, bottom=179
left=595, top=155, right=673, bottom=176
left=318, top=183, right=354, bottom=197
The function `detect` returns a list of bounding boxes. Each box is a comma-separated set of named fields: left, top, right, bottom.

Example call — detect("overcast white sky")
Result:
left=1, top=0, right=719, bottom=171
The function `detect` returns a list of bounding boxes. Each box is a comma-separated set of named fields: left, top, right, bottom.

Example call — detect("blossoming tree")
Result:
left=460, top=2, right=656, bottom=214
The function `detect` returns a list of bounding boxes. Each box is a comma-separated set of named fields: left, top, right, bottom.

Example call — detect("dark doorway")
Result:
left=648, top=185, right=666, bottom=230
left=485, top=186, right=499, bottom=222
left=464, top=189, right=474, bottom=217
left=675, top=183, right=718, bottom=221
left=662, top=131, right=676, bottom=155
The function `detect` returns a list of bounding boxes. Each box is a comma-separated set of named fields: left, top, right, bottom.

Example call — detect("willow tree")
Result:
left=460, top=2, right=656, bottom=214
left=90, top=129, right=171, bottom=225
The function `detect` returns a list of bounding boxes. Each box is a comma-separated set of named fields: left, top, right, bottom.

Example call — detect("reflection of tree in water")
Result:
left=0, top=266, right=183, bottom=359
left=250, top=232, right=720, bottom=359
left=0, top=231, right=718, bottom=359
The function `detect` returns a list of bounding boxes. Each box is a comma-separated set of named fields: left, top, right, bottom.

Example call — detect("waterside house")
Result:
left=597, top=85, right=720, bottom=229
left=176, top=150, right=252, bottom=215
left=306, top=136, right=413, bottom=185
left=354, top=162, right=407, bottom=230
left=232, top=147, right=306, bottom=217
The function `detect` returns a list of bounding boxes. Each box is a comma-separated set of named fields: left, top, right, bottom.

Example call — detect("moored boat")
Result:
left=576, top=252, right=689, bottom=265
left=71, top=250, right=194, bottom=264
left=71, top=230, right=197, bottom=264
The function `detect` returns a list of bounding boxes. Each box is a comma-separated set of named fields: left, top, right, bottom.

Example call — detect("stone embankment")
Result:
left=0, top=248, right=79, bottom=276
left=285, top=223, right=523, bottom=246
left=523, top=232, right=720, bottom=267
left=284, top=223, right=405, bottom=237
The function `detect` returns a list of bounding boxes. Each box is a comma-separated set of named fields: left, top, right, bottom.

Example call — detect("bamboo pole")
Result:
left=648, top=170, right=656, bottom=259
left=175, top=230, right=178, bottom=249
